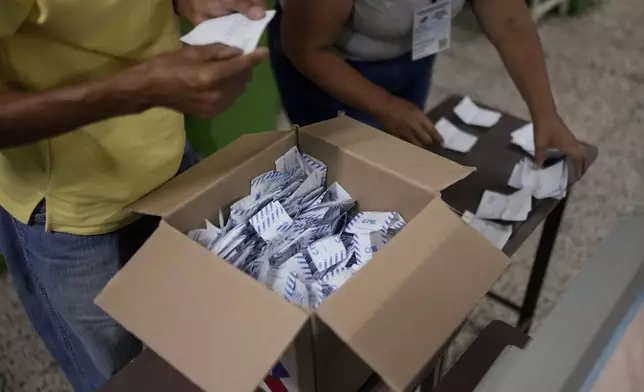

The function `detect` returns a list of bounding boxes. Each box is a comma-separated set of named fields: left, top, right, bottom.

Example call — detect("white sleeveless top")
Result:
left=279, top=0, right=466, bottom=61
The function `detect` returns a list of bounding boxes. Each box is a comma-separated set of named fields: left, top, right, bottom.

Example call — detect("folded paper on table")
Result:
left=511, top=123, right=564, bottom=159
left=453, top=96, right=502, bottom=128
left=462, top=211, right=512, bottom=250
left=476, top=189, right=532, bottom=222
left=435, top=118, right=478, bottom=153
left=509, top=157, right=568, bottom=200
left=181, top=11, right=276, bottom=54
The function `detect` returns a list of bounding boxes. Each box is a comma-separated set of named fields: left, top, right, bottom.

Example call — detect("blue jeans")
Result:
left=268, top=6, right=436, bottom=129
left=0, top=145, right=198, bottom=392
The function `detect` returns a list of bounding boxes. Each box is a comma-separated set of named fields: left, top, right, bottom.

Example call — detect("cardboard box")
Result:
left=96, top=117, right=511, bottom=392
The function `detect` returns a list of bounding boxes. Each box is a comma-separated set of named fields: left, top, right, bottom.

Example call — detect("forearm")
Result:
left=0, top=71, right=149, bottom=149
left=473, top=0, right=557, bottom=118
left=285, top=48, right=391, bottom=118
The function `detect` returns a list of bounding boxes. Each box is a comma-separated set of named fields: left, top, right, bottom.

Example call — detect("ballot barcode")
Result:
left=439, top=38, right=448, bottom=50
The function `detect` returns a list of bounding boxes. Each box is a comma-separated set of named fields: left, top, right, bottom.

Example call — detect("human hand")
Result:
left=128, top=44, right=268, bottom=119
left=375, top=96, right=443, bottom=148
left=174, top=0, right=267, bottom=25
left=533, top=112, right=587, bottom=178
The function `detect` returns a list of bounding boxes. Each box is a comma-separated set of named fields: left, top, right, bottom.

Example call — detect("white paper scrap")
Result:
left=462, top=211, right=512, bottom=250
left=476, top=190, right=532, bottom=221
left=511, top=123, right=564, bottom=159
left=250, top=200, right=293, bottom=241
left=435, top=118, right=478, bottom=153
left=508, top=158, right=568, bottom=200
left=307, top=235, right=347, bottom=272
left=180, top=10, right=276, bottom=54
left=454, top=96, right=502, bottom=128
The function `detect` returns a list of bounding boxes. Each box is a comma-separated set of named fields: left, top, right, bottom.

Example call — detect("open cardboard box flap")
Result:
left=317, top=198, right=510, bottom=391
left=95, top=221, right=309, bottom=392
left=99, top=117, right=511, bottom=392
left=129, top=131, right=290, bottom=218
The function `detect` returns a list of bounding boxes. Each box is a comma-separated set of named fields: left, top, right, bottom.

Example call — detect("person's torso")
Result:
left=0, top=0, right=186, bottom=235
left=338, top=0, right=465, bottom=60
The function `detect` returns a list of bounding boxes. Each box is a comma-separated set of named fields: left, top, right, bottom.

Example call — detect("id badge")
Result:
left=412, top=0, right=452, bottom=61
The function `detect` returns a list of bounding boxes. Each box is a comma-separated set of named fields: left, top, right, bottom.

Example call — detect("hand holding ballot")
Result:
left=129, top=43, right=267, bottom=119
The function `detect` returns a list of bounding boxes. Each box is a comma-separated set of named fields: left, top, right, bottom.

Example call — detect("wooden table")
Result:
left=427, top=96, right=598, bottom=332
left=99, top=97, right=597, bottom=392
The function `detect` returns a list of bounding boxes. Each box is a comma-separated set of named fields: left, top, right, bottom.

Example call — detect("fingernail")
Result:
left=249, top=6, right=265, bottom=19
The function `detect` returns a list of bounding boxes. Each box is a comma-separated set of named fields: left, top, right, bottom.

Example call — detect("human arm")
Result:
left=0, top=44, right=267, bottom=149
left=472, top=0, right=587, bottom=175
left=280, top=0, right=442, bottom=146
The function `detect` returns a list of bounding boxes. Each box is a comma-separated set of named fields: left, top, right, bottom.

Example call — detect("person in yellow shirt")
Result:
left=0, top=0, right=267, bottom=390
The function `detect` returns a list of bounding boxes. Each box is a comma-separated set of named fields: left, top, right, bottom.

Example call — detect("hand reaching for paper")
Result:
left=376, top=96, right=444, bottom=148
left=533, top=112, right=587, bottom=178
left=174, top=0, right=267, bottom=25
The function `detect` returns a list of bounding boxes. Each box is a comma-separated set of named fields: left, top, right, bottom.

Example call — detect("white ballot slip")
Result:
left=435, top=118, right=478, bottom=153
left=307, top=235, right=347, bottom=272
left=511, top=123, right=564, bottom=159
left=272, top=271, right=309, bottom=308
left=508, top=157, right=568, bottom=200
left=250, top=200, right=293, bottom=241
left=476, top=189, right=532, bottom=222
left=454, top=96, right=502, bottom=128
left=462, top=211, right=512, bottom=250
left=181, top=11, right=276, bottom=54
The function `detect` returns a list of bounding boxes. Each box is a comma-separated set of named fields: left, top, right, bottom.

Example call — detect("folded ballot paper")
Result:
left=435, top=118, right=478, bottom=153
left=475, top=189, right=532, bottom=222
left=462, top=211, right=512, bottom=250
left=181, top=11, right=276, bottom=54
left=187, top=146, right=406, bottom=309
left=454, top=96, right=502, bottom=128
left=508, top=157, right=568, bottom=200
left=511, top=123, right=564, bottom=159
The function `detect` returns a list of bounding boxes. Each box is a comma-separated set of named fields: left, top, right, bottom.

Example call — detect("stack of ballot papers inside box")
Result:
left=187, top=147, right=406, bottom=309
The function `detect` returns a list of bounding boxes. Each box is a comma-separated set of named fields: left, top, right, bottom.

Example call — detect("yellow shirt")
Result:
left=0, top=0, right=186, bottom=235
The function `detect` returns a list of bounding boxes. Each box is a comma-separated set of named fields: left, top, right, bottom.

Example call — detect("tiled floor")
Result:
left=1, top=1, right=642, bottom=391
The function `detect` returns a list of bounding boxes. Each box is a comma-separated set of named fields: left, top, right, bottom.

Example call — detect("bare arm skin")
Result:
left=473, top=0, right=587, bottom=174
left=281, top=0, right=443, bottom=146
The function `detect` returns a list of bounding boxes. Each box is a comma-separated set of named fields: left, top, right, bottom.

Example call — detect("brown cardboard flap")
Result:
left=95, top=221, right=308, bottom=392
left=130, top=131, right=291, bottom=217
left=300, top=117, right=474, bottom=192
left=316, top=199, right=510, bottom=391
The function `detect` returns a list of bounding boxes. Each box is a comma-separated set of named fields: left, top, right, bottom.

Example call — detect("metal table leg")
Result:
left=517, top=197, right=568, bottom=332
